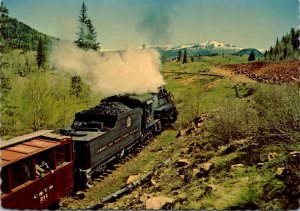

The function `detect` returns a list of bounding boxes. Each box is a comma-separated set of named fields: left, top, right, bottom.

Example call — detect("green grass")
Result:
left=163, top=55, right=252, bottom=114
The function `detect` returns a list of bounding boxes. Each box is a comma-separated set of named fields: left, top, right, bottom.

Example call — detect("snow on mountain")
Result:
left=102, top=41, right=264, bottom=58
left=257, top=48, right=265, bottom=53
left=200, top=40, right=225, bottom=47
left=199, top=40, right=243, bottom=50
left=144, top=40, right=244, bottom=52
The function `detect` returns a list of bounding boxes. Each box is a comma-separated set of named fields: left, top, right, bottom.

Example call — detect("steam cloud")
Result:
left=137, top=1, right=174, bottom=44
left=49, top=41, right=165, bottom=96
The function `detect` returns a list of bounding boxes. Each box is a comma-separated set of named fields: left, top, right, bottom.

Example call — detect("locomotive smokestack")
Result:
left=49, top=41, right=165, bottom=96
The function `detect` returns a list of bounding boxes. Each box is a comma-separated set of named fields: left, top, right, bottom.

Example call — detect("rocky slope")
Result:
left=219, top=60, right=299, bottom=83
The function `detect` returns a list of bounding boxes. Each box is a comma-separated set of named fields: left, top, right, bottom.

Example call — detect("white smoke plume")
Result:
left=49, top=41, right=165, bottom=96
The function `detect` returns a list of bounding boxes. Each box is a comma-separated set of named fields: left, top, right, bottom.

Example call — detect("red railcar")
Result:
left=1, top=130, right=74, bottom=209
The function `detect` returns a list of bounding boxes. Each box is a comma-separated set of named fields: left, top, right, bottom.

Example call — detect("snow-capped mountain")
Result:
left=141, top=40, right=259, bottom=58
left=103, top=41, right=264, bottom=58
left=145, top=40, right=243, bottom=51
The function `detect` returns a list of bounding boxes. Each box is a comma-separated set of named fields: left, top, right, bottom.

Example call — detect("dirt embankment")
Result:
left=218, top=60, right=299, bottom=84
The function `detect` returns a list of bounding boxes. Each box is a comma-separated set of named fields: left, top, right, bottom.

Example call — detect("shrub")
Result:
left=253, top=83, right=300, bottom=143
left=207, top=99, right=259, bottom=144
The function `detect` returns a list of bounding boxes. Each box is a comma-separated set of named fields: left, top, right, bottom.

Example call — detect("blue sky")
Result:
left=4, top=0, right=299, bottom=50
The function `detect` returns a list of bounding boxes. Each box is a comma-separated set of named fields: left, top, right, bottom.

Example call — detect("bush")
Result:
left=207, top=83, right=299, bottom=145
left=207, top=99, right=259, bottom=144
left=253, top=83, right=300, bottom=143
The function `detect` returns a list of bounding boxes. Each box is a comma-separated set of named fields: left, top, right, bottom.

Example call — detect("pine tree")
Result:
left=36, top=38, right=46, bottom=68
left=248, top=51, right=256, bottom=61
left=269, top=47, right=274, bottom=60
left=291, top=28, right=300, bottom=51
left=182, top=49, right=187, bottom=64
left=0, top=2, right=9, bottom=17
left=75, top=2, right=100, bottom=51
left=265, top=27, right=300, bottom=61
left=264, top=50, right=268, bottom=60
left=177, top=49, right=182, bottom=62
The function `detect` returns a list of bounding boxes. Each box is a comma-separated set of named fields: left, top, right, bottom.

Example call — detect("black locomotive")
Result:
left=60, top=87, right=178, bottom=187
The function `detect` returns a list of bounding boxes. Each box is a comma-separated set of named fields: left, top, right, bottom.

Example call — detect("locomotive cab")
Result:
left=153, top=87, right=178, bottom=126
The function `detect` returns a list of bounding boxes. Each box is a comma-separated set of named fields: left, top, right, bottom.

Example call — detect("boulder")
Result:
left=74, top=191, right=85, bottom=200
left=140, top=193, right=152, bottom=202
left=177, top=159, right=191, bottom=167
left=192, top=168, right=200, bottom=177
left=290, top=151, right=300, bottom=158
left=231, top=163, right=244, bottom=169
left=145, top=196, right=174, bottom=210
left=275, top=167, right=285, bottom=176
left=257, top=162, right=264, bottom=168
left=185, top=127, right=195, bottom=136
left=150, top=179, right=158, bottom=187
left=175, top=130, right=184, bottom=138
left=126, top=175, right=140, bottom=184
left=268, top=152, right=278, bottom=160
left=205, top=184, right=217, bottom=193
left=199, top=162, right=214, bottom=171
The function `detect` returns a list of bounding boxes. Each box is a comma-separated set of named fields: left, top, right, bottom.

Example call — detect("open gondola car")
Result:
left=1, top=130, right=74, bottom=209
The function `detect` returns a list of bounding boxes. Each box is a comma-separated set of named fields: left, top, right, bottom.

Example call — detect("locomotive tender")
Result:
left=1, top=87, right=178, bottom=209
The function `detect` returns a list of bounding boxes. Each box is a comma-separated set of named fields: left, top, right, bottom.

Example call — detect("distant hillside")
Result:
left=140, top=41, right=263, bottom=59
left=0, top=16, right=57, bottom=52
left=234, top=48, right=263, bottom=57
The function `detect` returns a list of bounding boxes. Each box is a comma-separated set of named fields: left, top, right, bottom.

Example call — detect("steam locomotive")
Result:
left=0, top=87, right=178, bottom=209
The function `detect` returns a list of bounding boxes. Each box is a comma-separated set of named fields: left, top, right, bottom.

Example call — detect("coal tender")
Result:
left=60, top=87, right=178, bottom=187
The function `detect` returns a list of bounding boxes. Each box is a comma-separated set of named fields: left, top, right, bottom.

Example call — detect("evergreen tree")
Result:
left=69, top=75, right=90, bottom=99
left=75, top=2, right=100, bottom=51
left=248, top=51, right=256, bottom=61
left=264, top=50, right=268, bottom=60
left=274, top=38, right=280, bottom=59
left=182, top=49, right=187, bottom=64
left=291, top=28, right=300, bottom=51
left=0, top=2, right=9, bottom=17
left=265, top=27, right=300, bottom=61
left=269, top=46, right=274, bottom=60
left=36, top=38, right=46, bottom=68
left=177, top=49, right=182, bottom=62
